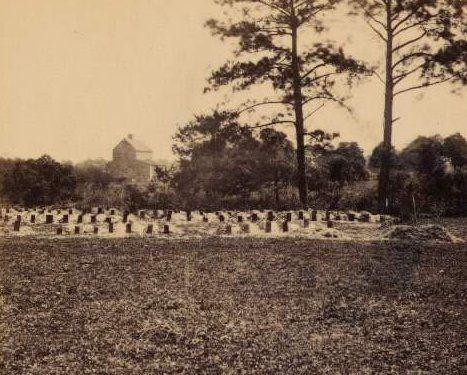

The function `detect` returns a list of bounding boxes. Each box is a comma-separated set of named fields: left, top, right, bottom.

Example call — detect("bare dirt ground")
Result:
left=1, top=224, right=466, bottom=374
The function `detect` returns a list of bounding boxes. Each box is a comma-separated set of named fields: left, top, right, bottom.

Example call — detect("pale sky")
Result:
left=0, top=0, right=465, bottom=162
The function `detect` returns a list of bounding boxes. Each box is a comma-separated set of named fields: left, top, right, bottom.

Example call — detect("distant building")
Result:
left=108, top=134, right=158, bottom=186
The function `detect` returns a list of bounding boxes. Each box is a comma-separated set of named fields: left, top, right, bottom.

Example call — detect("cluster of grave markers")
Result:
left=0, top=206, right=383, bottom=236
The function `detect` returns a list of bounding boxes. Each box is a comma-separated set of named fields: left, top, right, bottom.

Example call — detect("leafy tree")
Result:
left=205, top=0, right=367, bottom=207
left=397, top=134, right=466, bottom=216
left=173, top=111, right=262, bottom=208
left=1, top=155, right=76, bottom=206
left=326, top=142, right=368, bottom=183
left=309, top=140, right=368, bottom=208
left=350, top=0, right=466, bottom=211
left=443, top=132, right=467, bottom=169
left=257, top=128, right=296, bottom=207
left=368, top=142, right=400, bottom=169
left=399, top=135, right=445, bottom=174
left=75, top=159, right=113, bottom=188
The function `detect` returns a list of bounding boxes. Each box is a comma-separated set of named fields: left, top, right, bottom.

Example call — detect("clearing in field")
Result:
left=1, top=234, right=466, bottom=374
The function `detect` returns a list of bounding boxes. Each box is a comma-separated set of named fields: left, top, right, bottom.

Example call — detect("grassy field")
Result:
left=1, top=235, right=466, bottom=374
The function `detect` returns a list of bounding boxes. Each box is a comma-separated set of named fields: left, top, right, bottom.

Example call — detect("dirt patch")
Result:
left=383, top=224, right=463, bottom=243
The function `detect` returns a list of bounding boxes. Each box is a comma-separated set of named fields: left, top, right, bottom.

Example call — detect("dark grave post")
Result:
left=68, top=209, right=73, bottom=215
left=30, top=215, right=36, bottom=224
left=251, top=213, right=258, bottom=222
left=360, top=212, right=371, bottom=223
left=348, top=213, right=355, bottom=222
left=123, top=212, right=129, bottom=223
left=110, top=209, right=115, bottom=216
left=126, top=223, right=132, bottom=234
left=237, top=215, right=243, bottom=223
left=17, top=214, right=22, bottom=223
left=77, top=215, right=83, bottom=224
left=325, top=211, right=331, bottom=221
left=267, top=211, right=274, bottom=221
left=147, top=224, right=153, bottom=234
left=298, top=211, right=304, bottom=220
left=74, top=226, right=81, bottom=235
left=327, top=220, right=334, bottom=228
left=62, top=215, right=69, bottom=224
left=265, top=221, right=272, bottom=233
left=98, top=207, right=103, bottom=214
left=109, top=222, right=114, bottom=233
left=303, top=219, right=310, bottom=228
left=13, top=221, right=21, bottom=232
left=163, top=224, right=170, bottom=234
left=93, top=226, right=99, bottom=234
left=286, top=212, right=292, bottom=222
left=166, top=210, right=172, bottom=222
left=56, top=226, right=63, bottom=235
left=311, top=210, right=317, bottom=221
left=186, top=210, right=192, bottom=221
left=282, top=221, right=289, bottom=232
left=219, top=215, right=225, bottom=222
left=90, top=215, right=97, bottom=224
left=203, top=216, right=209, bottom=223
left=46, top=215, right=54, bottom=224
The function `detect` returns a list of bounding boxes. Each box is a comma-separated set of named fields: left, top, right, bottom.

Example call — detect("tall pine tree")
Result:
left=350, top=0, right=466, bottom=212
left=205, top=0, right=366, bottom=208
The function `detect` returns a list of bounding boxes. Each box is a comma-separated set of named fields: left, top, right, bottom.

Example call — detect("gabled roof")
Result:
left=122, top=135, right=153, bottom=153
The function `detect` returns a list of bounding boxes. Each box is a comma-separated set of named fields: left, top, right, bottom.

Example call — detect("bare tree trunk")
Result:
left=378, top=4, right=394, bottom=214
left=274, top=179, right=280, bottom=209
left=291, top=21, right=308, bottom=209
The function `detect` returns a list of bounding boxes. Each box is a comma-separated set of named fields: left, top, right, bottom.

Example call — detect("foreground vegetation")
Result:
left=1, top=234, right=466, bottom=373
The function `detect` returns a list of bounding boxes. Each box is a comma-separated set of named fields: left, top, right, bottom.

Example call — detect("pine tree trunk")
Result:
left=291, top=23, right=308, bottom=209
left=378, top=4, right=394, bottom=214
left=274, top=179, right=280, bottom=209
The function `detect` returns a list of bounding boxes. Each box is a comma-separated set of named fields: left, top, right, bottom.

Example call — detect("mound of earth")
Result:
left=383, top=224, right=462, bottom=243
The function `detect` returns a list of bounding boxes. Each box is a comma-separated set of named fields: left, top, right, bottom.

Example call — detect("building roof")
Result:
left=124, top=134, right=153, bottom=153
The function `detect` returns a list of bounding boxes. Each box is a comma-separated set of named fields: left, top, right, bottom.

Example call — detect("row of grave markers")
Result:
left=2, top=206, right=383, bottom=235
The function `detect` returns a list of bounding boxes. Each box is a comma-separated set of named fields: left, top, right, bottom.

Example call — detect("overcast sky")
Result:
left=0, top=0, right=465, bottom=162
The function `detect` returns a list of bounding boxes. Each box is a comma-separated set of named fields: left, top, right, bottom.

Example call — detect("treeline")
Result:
left=200, top=0, right=466, bottom=211
left=0, top=129, right=465, bottom=217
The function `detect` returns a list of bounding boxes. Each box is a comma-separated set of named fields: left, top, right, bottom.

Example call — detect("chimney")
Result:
left=127, top=134, right=134, bottom=140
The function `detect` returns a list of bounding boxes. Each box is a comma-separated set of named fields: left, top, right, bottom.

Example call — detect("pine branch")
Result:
left=366, top=12, right=387, bottom=30
left=235, top=101, right=293, bottom=115
left=249, top=120, right=296, bottom=129
left=301, top=63, right=327, bottom=81
left=304, top=103, right=325, bottom=121
left=392, top=9, right=419, bottom=31
left=373, top=70, right=385, bottom=84
left=393, top=19, right=427, bottom=37
left=365, top=19, right=387, bottom=42
left=392, top=31, right=427, bottom=53
left=256, top=0, right=291, bottom=17
left=392, top=52, right=432, bottom=69
left=393, top=63, right=425, bottom=85
left=394, top=75, right=456, bottom=96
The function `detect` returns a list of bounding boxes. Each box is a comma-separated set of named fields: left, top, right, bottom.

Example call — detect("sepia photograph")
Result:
left=0, top=0, right=466, bottom=373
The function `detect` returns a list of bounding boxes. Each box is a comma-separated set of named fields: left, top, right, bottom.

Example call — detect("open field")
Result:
left=1, top=230, right=466, bottom=373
